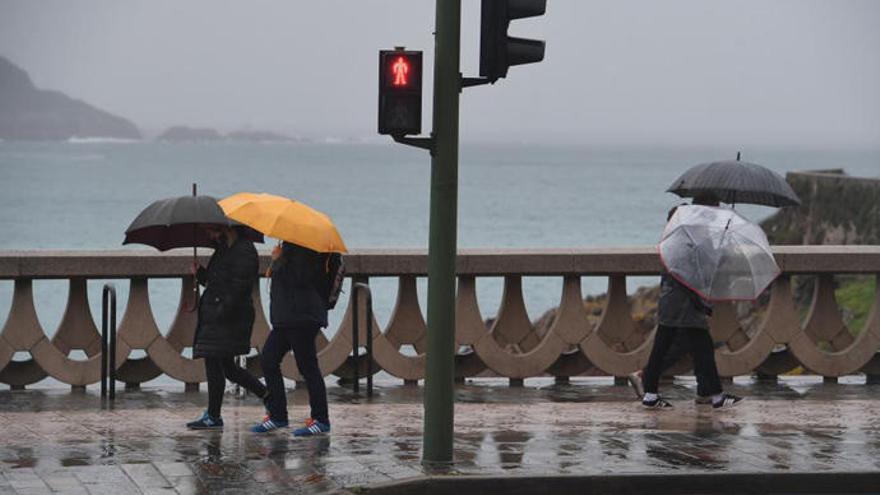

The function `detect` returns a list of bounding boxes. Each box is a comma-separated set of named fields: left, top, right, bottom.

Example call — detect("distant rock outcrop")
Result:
left=225, top=130, right=298, bottom=142
left=0, top=56, right=141, bottom=141
left=156, top=126, right=299, bottom=143
left=761, top=170, right=880, bottom=245
left=156, top=126, right=223, bottom=142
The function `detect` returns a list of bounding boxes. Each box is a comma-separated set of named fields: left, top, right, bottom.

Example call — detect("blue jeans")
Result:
left=261, top=325, right=328, bottom=424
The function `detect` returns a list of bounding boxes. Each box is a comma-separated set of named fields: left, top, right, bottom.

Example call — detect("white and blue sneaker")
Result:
left=186, top=411, right=223, bottom=430
left=293, top=418, right=330, bottom=437
left=250, top=417, right=289, bottom=433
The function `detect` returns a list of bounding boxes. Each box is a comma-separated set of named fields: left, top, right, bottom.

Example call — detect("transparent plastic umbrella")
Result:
left=658, top=205, right=780, bottom=302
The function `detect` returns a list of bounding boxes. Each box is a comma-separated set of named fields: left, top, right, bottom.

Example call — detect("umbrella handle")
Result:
left=185, top=250, right=199, bottom=313
left=184, top=275, right=200, bottom=313
left=188, top=196, right=199, bottom=313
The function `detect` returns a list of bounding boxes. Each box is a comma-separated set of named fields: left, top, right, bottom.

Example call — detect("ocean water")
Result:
left=0, top=141, right=878, bottom=376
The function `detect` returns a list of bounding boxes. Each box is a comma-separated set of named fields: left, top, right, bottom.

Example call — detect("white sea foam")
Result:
left=66, top=136, right=140, bottom=144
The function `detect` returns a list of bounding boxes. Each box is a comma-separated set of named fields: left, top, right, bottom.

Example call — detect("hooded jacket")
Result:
left=193, top=236, right=259, bottom=358
left=657, top=272, right=713, bottom=330
left=269, top=242, right=329, bottom=329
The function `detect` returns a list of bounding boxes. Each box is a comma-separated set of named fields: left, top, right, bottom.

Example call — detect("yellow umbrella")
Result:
left=218, top=192, right=347, bottom=253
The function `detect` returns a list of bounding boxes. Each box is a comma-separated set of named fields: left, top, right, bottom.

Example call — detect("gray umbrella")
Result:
left=666, top=156, right=801, bottom=207
left=123, top=188, right=263, bottom=312
left=123, top=194, right=262, bottom=250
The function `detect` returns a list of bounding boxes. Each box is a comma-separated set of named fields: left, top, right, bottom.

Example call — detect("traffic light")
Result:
left=479, top=0, right=546, bottom=83
left=378, top=49, right=423, bottom=136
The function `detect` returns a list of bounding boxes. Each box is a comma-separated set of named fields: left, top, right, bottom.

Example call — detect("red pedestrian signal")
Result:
left=378, top=49, right=422, bottom=136
left=392, top=56, right=410, bottom=86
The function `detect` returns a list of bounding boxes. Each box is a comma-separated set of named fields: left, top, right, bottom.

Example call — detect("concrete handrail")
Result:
left=1, top=247, right=878, bottom=389
left=1, top=245, right=879, bottom=278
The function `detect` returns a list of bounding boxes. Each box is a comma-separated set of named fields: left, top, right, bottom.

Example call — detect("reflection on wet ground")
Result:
left=0, top=377, right=878, bottom=493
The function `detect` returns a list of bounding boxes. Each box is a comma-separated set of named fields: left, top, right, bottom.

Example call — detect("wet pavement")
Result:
left=1, top=377, right=879, bottom=493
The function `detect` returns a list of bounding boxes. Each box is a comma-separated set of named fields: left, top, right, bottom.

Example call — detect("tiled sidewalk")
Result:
left=1, top=378, right=879, bottom=493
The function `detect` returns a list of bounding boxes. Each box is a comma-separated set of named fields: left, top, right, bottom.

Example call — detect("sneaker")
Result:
left=250, top=418, right=289, bottom=433
left=627, top=370, right=645, bottom=399
left=695, top=395, right=713, bottom=405
left=642, top=397, right=673, bottom=409
left=293, top=418, right=331, bottom=437
left=186, top=411, right=223, bottom=430
left=712, top=394, right=743, bottom=409
left=260, top=394, right=272, bottom=423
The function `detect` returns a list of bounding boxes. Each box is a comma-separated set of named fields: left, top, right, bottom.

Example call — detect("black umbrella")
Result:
left=666, top=154, right=801, bottom=207
left=123, top=195, right=262, bottom=250
left=123, top=185, right=263, bottom=310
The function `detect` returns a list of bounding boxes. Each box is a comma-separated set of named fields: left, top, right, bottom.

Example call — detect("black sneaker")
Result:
left=712, top=394, right=743, bottom=409
left=186, top=411, right=223, bottom=429
left=642, top=397, right=673, bottom=409
left=627, top=371, right=645, bottom=399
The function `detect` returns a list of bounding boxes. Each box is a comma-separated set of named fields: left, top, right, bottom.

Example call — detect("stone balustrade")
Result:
left=1, top=247, right=879, bottom=389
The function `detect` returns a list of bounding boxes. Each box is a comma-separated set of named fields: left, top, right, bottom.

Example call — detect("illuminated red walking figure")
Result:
left=392, top=56, right=409, bottom=86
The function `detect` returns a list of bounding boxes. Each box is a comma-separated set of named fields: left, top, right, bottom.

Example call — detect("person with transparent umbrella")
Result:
left=638, top=195, right=748, bottom=410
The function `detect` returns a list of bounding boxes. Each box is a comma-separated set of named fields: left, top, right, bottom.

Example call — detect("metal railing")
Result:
left=100, top=283, right=117, bottom=401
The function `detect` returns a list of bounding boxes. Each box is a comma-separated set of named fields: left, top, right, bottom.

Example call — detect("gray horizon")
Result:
left=1, top=0, right=878, bottom=148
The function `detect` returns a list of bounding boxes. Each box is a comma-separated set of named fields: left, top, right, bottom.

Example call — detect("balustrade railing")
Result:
left=1, top=247, right=879, bottom=389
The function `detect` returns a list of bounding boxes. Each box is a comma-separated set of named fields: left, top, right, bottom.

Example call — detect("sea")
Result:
left=1, top=140, right=877, bottom=387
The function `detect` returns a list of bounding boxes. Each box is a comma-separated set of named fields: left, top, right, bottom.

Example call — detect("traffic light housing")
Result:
left=479, top=0, right=546, bottom=83
left=378, top=50, right=423, bottom=136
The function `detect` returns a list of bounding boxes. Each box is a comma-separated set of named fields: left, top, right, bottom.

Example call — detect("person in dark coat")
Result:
left=639, top=194, right=743, bottom=410
left=186, top=225, right=268, bottom=429
left=251, top=242, right=332, bottom=436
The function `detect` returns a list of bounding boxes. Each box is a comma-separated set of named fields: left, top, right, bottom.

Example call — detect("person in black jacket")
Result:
left=639, top=195, right=743, bottom=410
left=186, top=225, right=268, bottom=429
left=251, top=242, right=331, bottom=436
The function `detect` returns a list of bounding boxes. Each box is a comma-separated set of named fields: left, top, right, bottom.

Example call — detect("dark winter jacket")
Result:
left=269, top=242, right=329, bottom=329
left=657, top=272, right=713, bottom=330
left=193, top=236, right=259, bottom=358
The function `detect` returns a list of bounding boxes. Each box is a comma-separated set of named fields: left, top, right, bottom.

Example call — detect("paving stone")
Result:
left=83, top=481, right=140, bottom=495
left=152, top=462, right=193, bottom=478
left=11, top=488, right=53, bottom=495
left=70, top=466, right=129, bottom=485
left=40, top=474, right=84, bottom=491
left=121, top=463, right=171, bottom=488
left=5, top=469, right=47, bottom=490
left=165, top=475, right=203, bottom=495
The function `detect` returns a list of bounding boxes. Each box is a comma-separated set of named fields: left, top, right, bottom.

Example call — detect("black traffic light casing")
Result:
left=378, top=50, right=423, bottom=136
left=480, top=0, right=546, bottom=83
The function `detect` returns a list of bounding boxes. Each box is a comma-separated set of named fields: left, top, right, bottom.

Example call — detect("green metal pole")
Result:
left=423, top=0, right=460, bottom=466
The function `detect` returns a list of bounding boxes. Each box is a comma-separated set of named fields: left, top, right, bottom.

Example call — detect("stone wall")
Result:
left=762, top=170, right=880, bottom=245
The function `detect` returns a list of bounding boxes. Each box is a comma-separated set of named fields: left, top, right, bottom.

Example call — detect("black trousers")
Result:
left=261, top=325, right=329, bottom=425
left=643, top=324, right=722, bottom=397
left=205, top=356, right=267, bottom=419
left=654, top=328, right=712, bottom=397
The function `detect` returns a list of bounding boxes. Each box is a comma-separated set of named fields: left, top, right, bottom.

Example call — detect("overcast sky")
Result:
left=1, top=0, right=878, bottom=147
